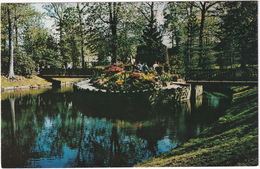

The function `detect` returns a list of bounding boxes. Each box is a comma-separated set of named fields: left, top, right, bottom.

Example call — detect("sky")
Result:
left=31, top=3, right=55, bottom=31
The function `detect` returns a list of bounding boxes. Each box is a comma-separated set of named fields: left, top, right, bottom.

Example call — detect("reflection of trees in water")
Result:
left=2, top=96, right=38, bottom=167
left=1, top=91, right=74, bottom=167
left=63, top=117, right=151, bottom=167
left=136, top=123, right=166, bottom=156
left=1, top=89, right=230, bottom=167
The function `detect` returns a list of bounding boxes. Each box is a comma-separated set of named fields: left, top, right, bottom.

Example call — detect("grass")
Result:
left=136, top=86, right=258, bottom=167
left=1, top=76, right=85, bottom=88
left=1, top=75, right=51, bottom=87
left=52, top=78, right=85, bottom=83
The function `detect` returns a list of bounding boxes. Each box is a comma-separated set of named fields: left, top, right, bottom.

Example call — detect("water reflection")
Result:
left=1, top=87, right=230, bottom=167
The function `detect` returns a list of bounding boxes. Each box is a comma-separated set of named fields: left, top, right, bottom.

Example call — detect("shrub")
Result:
left=129, top=72, right=142, bottom=79
left=14, top=53, right=36, bottom=78
left=103, top=65, right=124, bottom=76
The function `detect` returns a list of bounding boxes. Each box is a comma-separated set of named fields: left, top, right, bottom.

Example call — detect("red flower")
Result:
left=148, top=78, right=155, bottom=82
left=129, top=72, right=142, bottom=79
left=104, top=66, right=124, bottom=75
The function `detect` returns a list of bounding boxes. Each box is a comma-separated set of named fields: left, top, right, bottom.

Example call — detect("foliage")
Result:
left=1, top=3, right=40, bottom=78
left=164, top=2, right=199, bottom=68
left=91, top=65, right=159, bottom=91
left=164, top=2, right=221, bottom=69
left=1, top=2, right=258, bottom=78
left=23, top=27, right=62, bottom=68
left=216, top=1, right=258, bottom=68
left=169, top=55, right=185, bottom=74
left=136, top=43, right=168, bottom=67
left=85, top=2, right=145, bottom=64
left=1, top=3, right=62, bottom=78
left=14, top=52, right=36, bottom=78
left=136, top=6, right=168, bottom=67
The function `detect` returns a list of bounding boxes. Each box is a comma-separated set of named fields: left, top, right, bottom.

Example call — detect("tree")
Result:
left=86, top=2, right=145, bottom=64
left=7, top=5, right=15, bottom=79
left=193, top=2, right=218, bottom=68
left=182, top=3, right=199, bottom=68
left=217, top=1, right=257, bottom=68
left=85, top=2, right=122, bottom=63
left=164, top=2, right=184, bottom=51
left=164, top=2, right=222, bottom=69
left=136, top=2, right=168, bottom=66
left=63, top=3, right=89, bottom=68
left=164, top=2, right=199, bottom=68
left=1, top=4, right=40, bottom=78
left=44, top=3, right=68, bottom=65
left=76, top=3, right=88, bottom=68
left=67, top=36, right=80, bottom=68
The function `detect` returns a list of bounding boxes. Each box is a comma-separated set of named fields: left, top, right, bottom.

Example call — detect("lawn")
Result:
left=1, top=75, right=51, bottom=87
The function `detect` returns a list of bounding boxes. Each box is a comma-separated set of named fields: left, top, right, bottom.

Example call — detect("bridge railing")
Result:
left=40, top=68, right=103, bottom=77
left=185, top=68, right=258, bottom=81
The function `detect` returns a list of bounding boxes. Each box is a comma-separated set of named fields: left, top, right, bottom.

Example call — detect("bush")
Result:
left=103, top=65, right=124, bottom=76
left=14, top=53, right=36, bottom=78
left=136, top=44, right=168, bottom=67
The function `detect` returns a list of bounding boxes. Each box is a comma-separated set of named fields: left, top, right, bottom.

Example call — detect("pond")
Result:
left=1, top=86, right=231, bottom=167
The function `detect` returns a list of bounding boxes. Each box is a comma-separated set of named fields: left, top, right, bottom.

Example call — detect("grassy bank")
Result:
left=1, top=76, right=85, bottom=88
left=1, top=75, right=51, bottom=87
left=136, top=86, right=258, bottom=167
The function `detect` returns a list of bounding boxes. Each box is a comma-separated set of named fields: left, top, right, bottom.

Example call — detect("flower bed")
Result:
left=90, top=63, right=178, bottom=91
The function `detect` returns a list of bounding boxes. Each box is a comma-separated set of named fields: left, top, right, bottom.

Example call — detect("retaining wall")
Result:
left=73, top=80, right=191, bottom=101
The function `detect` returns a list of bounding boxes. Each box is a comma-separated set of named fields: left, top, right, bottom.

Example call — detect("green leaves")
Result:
left=217, top=1, right=257, bottom=68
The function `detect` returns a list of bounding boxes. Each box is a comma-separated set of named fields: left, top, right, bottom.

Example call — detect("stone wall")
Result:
left=73, top=80, right=192, bottom=101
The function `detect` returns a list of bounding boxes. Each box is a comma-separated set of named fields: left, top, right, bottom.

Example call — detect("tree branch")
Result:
left=206, top=2, right=218, bottom=11
left=135, top=4, right=150, bottom=22
left=189, top=2, right=202, bottom=11
left=96, top=11, right=110, bottom=24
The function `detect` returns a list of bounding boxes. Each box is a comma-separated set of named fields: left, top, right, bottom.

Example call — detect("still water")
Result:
left=1, top=86, right=230, bottom=167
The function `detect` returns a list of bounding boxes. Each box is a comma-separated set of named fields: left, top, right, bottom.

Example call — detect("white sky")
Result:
left=31, top=3, right=55, bottom=30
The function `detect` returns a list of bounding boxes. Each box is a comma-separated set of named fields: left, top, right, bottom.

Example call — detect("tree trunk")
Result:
left=77, top=3, right=85, bottom=69
left=109, top=3, right=118, bottom=63
left=111, top=24, right=117, bottom=63
left=7, top=7, right=15, bottom=79
left=81, top=39, right=85, bottom=68
left=187, top=4, right=194, bottom=68
left=14, top=7, right=18, bottom=49
left=60, top=22, right=64, bottom=64
left=198, top=3, right=206, bottom=68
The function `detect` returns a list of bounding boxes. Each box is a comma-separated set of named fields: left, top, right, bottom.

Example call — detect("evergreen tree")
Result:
left=136, top=2, right=168, bottom=67
left=179, top=2, right=199, bottom=68
left=136, top=23, right=168, bottom=66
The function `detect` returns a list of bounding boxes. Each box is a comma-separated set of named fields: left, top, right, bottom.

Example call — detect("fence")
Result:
left=40, top=68, right=103, bottom=77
